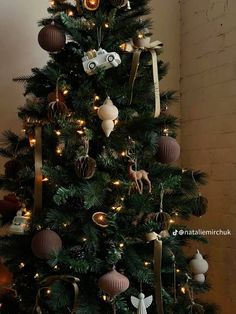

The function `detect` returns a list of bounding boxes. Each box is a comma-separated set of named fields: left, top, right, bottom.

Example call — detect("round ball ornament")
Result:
left=192, top=195, right=208, bottom=217
left=109, top=0, right=128, bottom=8
left=193, top=273, right=206, bottom=283
left=38, top=24, right=66, bottom=52
left=98, top=267, right=130, bottom=297
left=189, top=250, right=208, bottom=281
left=31, top=229, right=62, bottom=260
left=98, top=97, right=118, bottom=121
left=0, top=263, right=13, bottom=287
left=156, top=136, right=180, bottom=164
left=75, top=156, right=96, bottom=179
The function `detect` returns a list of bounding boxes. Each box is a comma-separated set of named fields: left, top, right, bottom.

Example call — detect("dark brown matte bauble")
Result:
left=47, top=101, right=69, bottom=121
left=98, top=268, right=129, bottom=297
left=156, top=136, right=180, bottom=164
left=0, top=194, right=21, bottom=218
left=4, top=159, right=22, bottom=179
left=192, top=195, right=208, bottom=217
left=109, top=0, right=128, bottom=7
left=156, top=211, right=171, bottom=230
left=47, top=90, right=65, bottom=103
left=38, top=24, right=66, bottom=52
left=31, top=229, right=62, bottom=260
left=75, top=156, right=96, bottom=179
left=0, top=263, right=13, bottom=287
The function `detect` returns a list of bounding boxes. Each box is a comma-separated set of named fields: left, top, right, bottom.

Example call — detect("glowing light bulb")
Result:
left=29, top=138, right=36, bottom=147
left=54, top=265, right=58, bottom=270
left=68, top=10, right=74, bottom=16
left=94, top=106, right=99, bottom=110
left=34, top=273, right=40, bottom=279
left=169, top=219, right=175, bottom=224
left=19, top=262, right=25, bottom=269
left=138, top=33, right=144, bottom=39
left=63, top=89, right=69, bottom=95
left=181, top=287, right=186, bottom=294
left=119, top=243, right=124, bottom=248
left=94, top=95, right=100, bottom=101
left=55, top=130, right=61, bottom=136
left=121, top=151, right=126, bottom=156
left=50, top=0, right=55, bottom=6
left=82, top=237, right=87, bottom=242
left=46, top=289, right=51, bottom=295
left=42, top=177, right=49, bottom=182
left=144, top=261, right=150, bottom=267
left=176, top=269, right=180, bottom=273
left=104, top=22, right=109, bottom=28
left=102, top=295, right=107, bottom=301
left=113, top=180, right=120, bottom=186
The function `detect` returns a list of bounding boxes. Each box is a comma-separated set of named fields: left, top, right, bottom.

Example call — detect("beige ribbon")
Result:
left=34, top=275, right=80, bottom=314
left=146, top=232, right=164, bottom=314
left=33, top=126, right=43, bottom=215
left=128, top=40, right=163, bottom=118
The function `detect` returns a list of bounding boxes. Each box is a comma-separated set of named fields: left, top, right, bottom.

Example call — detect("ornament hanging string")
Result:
left=128, top=40, right=163, bottom=117
left=146, top=232, right=164, bottom=314
left=34, top=275, right=80, bottom=314
left=33, top=126, right=43, bottom=215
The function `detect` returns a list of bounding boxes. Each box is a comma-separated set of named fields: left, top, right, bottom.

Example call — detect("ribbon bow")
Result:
left=146, top=232, right=164, bottom=314
left=127, top=39, right=163, bottom=118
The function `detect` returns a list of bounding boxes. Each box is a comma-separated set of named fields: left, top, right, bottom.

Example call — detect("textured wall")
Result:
left=180, top=0, right=236, bottom=312
left=150, top=0, right=181, bottom=118
left=0, top=0, right=48, bottom=176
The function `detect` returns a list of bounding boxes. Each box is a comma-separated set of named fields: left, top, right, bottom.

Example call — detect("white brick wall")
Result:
left=181, top=0, right=236, bottom=312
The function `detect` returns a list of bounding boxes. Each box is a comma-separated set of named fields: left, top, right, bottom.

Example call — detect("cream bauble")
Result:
left=98, top=97, right=118, bottom=121
left=101, top=120, right=114, bottom=137
left=189, top=250, right=208, bottom=275
left=194, top=273, right=205, bottom=283
left=133, top=36, right=151, bottom=48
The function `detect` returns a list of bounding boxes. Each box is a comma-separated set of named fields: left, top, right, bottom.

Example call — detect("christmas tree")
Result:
left=0, top=0, right=219, bottom=313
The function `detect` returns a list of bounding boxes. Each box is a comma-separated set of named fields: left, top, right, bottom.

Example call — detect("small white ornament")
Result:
left=189, top=250, right=208, bottom=283
left=131, top=293, right=153, bottom=314
left=98, top=97, right=119, bottom=137
left=193, top=273, right=205, bottom=283
left=98, top=97, right=119, bottom=120
left=101, top=120, right=115, bottom=137
left=82, top=48, right=121, bottom=75
left=9, top=206, right=30, bottom=235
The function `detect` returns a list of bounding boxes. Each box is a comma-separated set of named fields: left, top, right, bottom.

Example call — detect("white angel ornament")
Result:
left=131, top=293, right=153, bottom=314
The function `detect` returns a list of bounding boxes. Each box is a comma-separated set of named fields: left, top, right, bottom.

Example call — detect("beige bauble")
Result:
left=189, top=250, right=208, bottom=275
left=194, top=273, right=205, bottom=283
left=98, top=97, right=118, bottom=121
left=101, top=120, right=114, bottom=137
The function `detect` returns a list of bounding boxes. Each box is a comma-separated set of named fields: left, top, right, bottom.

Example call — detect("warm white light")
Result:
left=19, top=262, right=25, bottom=269
left=181, top=287, right=186, bottom=294
left=34, top=273, right=39, bottom=279
left=113, top=180, right=121, bottom=186
left=68, top=10, right=74, bottom=16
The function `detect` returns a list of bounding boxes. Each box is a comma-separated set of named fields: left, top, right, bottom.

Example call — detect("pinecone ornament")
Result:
left=70, top=245, right=86, bottom=259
